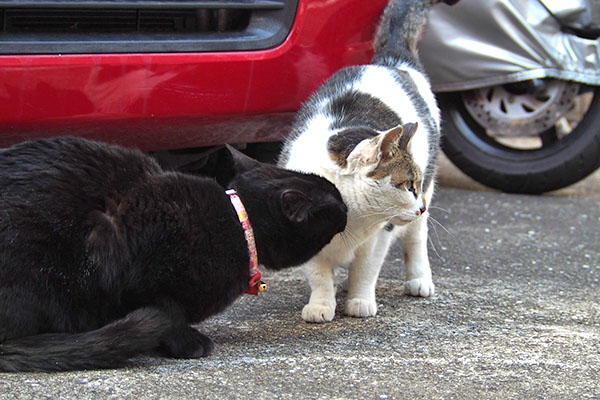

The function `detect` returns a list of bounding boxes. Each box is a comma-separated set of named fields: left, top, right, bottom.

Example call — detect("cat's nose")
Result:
left=415, top=196, right=427, bottom=216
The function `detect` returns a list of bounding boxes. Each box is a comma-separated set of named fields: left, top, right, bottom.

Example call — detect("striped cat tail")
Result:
left=372, top=0, right=457, bottom=68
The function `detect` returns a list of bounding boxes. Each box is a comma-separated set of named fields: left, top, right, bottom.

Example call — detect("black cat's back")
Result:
left=0, top=137, right=161, bottom=277
left=1, top=137, right=161, bottom=209
left=3, top=139, right=214, bottom=327
left=0, top=141, right=145, bottom=367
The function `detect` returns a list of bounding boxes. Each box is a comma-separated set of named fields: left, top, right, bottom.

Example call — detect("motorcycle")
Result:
left=419, top=0, right=600, bottom=193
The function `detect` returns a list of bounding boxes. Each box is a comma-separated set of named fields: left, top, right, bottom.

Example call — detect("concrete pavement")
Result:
left=1, top=157, right=599, bottom=399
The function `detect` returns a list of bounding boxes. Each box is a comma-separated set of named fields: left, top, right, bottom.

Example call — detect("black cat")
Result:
left=0, top=137, right=347, bottom=372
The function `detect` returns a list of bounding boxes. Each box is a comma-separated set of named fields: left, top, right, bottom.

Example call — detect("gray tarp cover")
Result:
left=419, top=0, right=600, bottom=92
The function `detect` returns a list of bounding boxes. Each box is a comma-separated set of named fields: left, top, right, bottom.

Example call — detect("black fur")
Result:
left=0, top=137, right=347, bottom=372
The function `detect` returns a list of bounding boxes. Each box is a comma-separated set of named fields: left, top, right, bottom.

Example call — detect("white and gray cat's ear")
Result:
left=379, top=122, right=418, bottom=160
left=343, top=122, right=418, bottom=174
left=343, top=136, right=381, bottom=174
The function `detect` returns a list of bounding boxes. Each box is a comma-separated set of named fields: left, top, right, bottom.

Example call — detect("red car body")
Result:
left=0, top=0, right=388, bottom=150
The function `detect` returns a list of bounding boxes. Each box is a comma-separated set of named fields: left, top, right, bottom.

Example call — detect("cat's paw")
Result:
left=404, top=278, right=435, bottom=297
left=345, top=298, right=377, bottom=318
left=160, top=327, right=214, bottom=358
left=302, top=303, right=335, bottom=323
left=188, top=331, right=214, bottom=358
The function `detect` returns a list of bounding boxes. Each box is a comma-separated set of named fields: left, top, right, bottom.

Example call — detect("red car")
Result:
left=0, top=0, right=388, bottom=153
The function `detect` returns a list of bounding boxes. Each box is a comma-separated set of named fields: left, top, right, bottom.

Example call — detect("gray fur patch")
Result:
left=327, top=92, right=401, bottom=131
left=278, top=67, right=365, bottom=166
left=327, top=127, right=379, bottom=167
left=372, top=0, right=435, bottom=71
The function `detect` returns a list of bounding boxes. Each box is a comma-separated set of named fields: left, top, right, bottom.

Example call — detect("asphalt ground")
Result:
left=1, top=155, right=599, bottom=399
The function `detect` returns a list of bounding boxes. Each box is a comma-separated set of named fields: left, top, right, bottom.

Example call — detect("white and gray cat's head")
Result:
left=328, top=122, right=427, bottom=226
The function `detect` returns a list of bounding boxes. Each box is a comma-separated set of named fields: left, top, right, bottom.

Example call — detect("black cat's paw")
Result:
left=186, top=330, right=214, bottom=358
left=160, top=326, right=214, bottom=359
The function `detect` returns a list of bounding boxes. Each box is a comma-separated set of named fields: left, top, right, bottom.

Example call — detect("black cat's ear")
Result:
left=213, top=145, right=260, bottom=186
left=212, top=146, right=236, bottom=186
left=225, top=145, right=260, bottom=172
left=280, top=189, right=312, bottom=223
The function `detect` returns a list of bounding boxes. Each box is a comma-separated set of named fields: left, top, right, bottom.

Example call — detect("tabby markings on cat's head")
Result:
left=328, top=122, right=427, bottom=225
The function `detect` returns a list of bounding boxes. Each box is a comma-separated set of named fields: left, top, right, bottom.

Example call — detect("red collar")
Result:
left=226, top=189, right=266, bottom=295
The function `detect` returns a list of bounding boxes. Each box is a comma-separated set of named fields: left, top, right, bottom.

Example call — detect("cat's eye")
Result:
left=394, top=180, right=418, bottom=198
left=407, top=181, right=418, bottom=198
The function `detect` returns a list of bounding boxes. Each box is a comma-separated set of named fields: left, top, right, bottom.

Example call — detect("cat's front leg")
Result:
left=400, top=215, right=434, bottom=297
left=345, top=232, right=392, bottom=318
left=156, top=299, right=214, bottom=358
left=302, top=257, right=337, bottom=323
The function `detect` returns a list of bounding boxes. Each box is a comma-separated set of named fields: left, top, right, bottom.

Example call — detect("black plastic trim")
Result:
left=0, top=0, right=298, bottom=54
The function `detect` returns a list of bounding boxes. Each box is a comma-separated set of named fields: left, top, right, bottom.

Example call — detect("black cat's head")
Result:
left=214, top=145, right=347, bottom=270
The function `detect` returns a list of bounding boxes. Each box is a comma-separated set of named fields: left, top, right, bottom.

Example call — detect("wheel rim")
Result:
left=456, top=81, right=593, bottom=155
left=441, top=85, right=600, bottom=192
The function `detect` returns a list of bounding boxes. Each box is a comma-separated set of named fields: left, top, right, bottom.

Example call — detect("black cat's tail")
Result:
left=0, top=308, right=172, bottom=372
left=372, top=0, right=458, bottom=68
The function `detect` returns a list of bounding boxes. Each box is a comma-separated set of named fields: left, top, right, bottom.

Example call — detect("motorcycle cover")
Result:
left=419, top=0, right=600, bottom=92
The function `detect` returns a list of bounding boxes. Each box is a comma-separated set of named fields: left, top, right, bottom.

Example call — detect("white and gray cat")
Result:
left=278, top=0, right=458, bottom=323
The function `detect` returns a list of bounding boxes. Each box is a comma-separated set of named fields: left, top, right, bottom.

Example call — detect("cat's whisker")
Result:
left=429, top=215, right=469, bottom=251
left=427, top=214, right=452, bottom=237
left=338, top=230, right=361, bottom=251
left=363, top=215, right=396, bottom=233
left=428, top=205, right=450, bottom=213
left=425, top=215, right=454, bottom=262
left=427, top=232, right=444, bottom=262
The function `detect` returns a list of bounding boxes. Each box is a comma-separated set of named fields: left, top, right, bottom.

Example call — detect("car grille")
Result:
left=0, top=0, right=297, bottom=54
left=1, top=8, right=250, bottom=33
